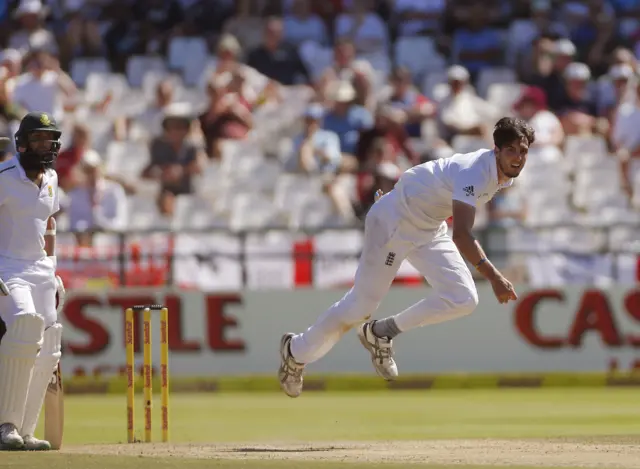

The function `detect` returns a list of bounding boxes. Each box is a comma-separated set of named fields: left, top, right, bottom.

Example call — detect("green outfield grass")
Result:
left=3, top=389, right=639, bottom=469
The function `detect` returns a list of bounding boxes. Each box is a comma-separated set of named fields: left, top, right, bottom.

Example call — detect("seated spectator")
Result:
left=8, top=0, right=58, bottom=56
left=556, top=62, right=599, bottom=135
left=436, top=65, right=497, bottom=143
left=55, top=123, right=92, bottom=190
left=57, top=9, right=105, bottom=71
left=599, top=63, right=635, bottom=122
left=131, top=78, right=176, bottom=140
left=213, top=33, right=244, bottom=77
left=356, top=105, right=420, bottom=171
left=564, top=0, right=619, bottom=76
left=451, top=1, right=504, bottom=82
left=334, top=0, right=389, bottom=57
left=284, top=0, right=329, bottom=46
left=530, top=39, right=576, bottom=111
left=247, top=16, right=310, bottom=86
left=322, top=80, right=373, bottom=166
left=67, top=150, right=128, bottom=232
left=208, top=34, right=268, bottom=104
left=289, top=103, right=342, bottom=174
left=517, top=36, right=558, bottom=86
left=582, top=11, right=624, bottom=78
left=382, top=66, right=437, bottom=138
left=11, top=49, right=77, bottom=123
left=131, top=0, right=185, bottom=55
left=513, top=86, right=564, bottom=147
left=104, top=2, right=144, bottom=72
left=317, top=38, right=358, bottom=87
left=611, top=79, right=640, bottom=197
left=198, top=73, right=253, bottom=160
left=315, top=39, right=373, bottom=108
left=143, top=106, right=205, bottom=195
left=288, top=103, right=354, bottom=220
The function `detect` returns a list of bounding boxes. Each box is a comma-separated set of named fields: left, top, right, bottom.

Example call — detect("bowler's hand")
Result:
left=490, top=274, right=518, bottom=304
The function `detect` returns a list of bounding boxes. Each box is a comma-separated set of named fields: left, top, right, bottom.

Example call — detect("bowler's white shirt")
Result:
left=395, top=149, right=513, bottom=230
left=67, top=179, right=128, bottom=232
left=0, top=155, right=60, bottom=261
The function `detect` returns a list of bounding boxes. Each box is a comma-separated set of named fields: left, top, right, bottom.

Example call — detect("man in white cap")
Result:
left=279, top=117, right=532, bottom=397
left=67, top=149, right=128, bottom=233
left=557, top=62, right=598, bottom=135
left=600, top=63, right=635, bottom=118
left=322, top=80, right=373, bottom=161
left=532, top=38, right=576, bottom=111
left=437, top=65, right=496, bottom=143
left=9, top=0, right=58, bottom=56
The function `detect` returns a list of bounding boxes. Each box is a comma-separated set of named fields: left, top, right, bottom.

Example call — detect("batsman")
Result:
left=0, top=112, right=65, bottom=451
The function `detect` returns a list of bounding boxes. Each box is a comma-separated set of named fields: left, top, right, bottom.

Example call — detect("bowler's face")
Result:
left=496, top=137, right=528, bottom=178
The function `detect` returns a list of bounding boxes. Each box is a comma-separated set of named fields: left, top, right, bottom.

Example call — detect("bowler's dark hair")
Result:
left=493, top=117, right=535, bottom=148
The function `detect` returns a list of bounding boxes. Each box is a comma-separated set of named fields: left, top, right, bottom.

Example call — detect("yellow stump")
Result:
left=160, top=307, right=169, bottom=443
left=125, top=308, right=135, bottom=443
left=143, top=308, right=152, bottom=443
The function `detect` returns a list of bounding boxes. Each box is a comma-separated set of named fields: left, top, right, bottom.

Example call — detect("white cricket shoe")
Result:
left=22, top=435, right=51, bottom=451
left=278, top=333, right=305, bottom=398
left=0, top=423, right=24, bottom=450
left=357, top=321, right=398, bottom=380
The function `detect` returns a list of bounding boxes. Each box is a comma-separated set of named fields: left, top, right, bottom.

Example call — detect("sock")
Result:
left=372, top=318, right=401, bottom=339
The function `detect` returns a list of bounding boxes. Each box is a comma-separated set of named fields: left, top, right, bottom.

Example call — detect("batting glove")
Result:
left=55, top=275, right=66, bottom=314
left=0, top=277, right=8, bottom=296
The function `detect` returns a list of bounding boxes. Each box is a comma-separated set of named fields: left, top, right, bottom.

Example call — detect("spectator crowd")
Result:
left=0, top=0, right=638, bottom=285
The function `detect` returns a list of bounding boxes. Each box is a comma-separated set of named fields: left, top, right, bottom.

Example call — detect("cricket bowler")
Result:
left=0, top=112, right=65, bottom=449
left=279, top=117, right=534, bottom=397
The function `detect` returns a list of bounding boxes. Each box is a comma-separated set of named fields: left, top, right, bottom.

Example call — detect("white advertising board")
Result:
left=58, top=285, right=640, bottom=378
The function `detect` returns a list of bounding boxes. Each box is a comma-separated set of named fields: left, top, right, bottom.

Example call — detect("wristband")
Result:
left=475, top=258, right=487, bottom=269
left=45, top=229, right=56, bottom=236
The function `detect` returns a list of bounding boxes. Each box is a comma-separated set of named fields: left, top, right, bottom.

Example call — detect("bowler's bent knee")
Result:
left=445, top=286, right=479, bottom=317
left=336, top=288, right=383, bottom=327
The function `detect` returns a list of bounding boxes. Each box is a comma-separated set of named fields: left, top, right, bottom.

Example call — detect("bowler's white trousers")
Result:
left=0, top=255, right=58, bottom=329
left=290, top=190, right=479, bottom=364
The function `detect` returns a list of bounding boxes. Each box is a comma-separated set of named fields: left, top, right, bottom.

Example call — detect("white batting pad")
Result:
left=0, top=313, right=44, bottom=427
left=21, top=323, right=62, bottom=437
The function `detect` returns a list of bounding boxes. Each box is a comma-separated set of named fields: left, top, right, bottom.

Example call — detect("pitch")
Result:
left=4, top=388, right=640, bottom=468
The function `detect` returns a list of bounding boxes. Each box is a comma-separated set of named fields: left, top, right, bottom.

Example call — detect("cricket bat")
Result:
left=44, top=363, right=64, bottom=450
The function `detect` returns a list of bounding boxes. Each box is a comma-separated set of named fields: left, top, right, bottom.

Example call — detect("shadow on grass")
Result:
left=229, top=446, right=348, bottom=453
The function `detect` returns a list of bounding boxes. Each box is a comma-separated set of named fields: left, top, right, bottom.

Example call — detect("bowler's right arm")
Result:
left=451, top=200, right=499, bottom=280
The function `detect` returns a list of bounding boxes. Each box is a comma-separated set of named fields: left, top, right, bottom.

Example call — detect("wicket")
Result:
left=125, top=305, right=169, bottom=443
